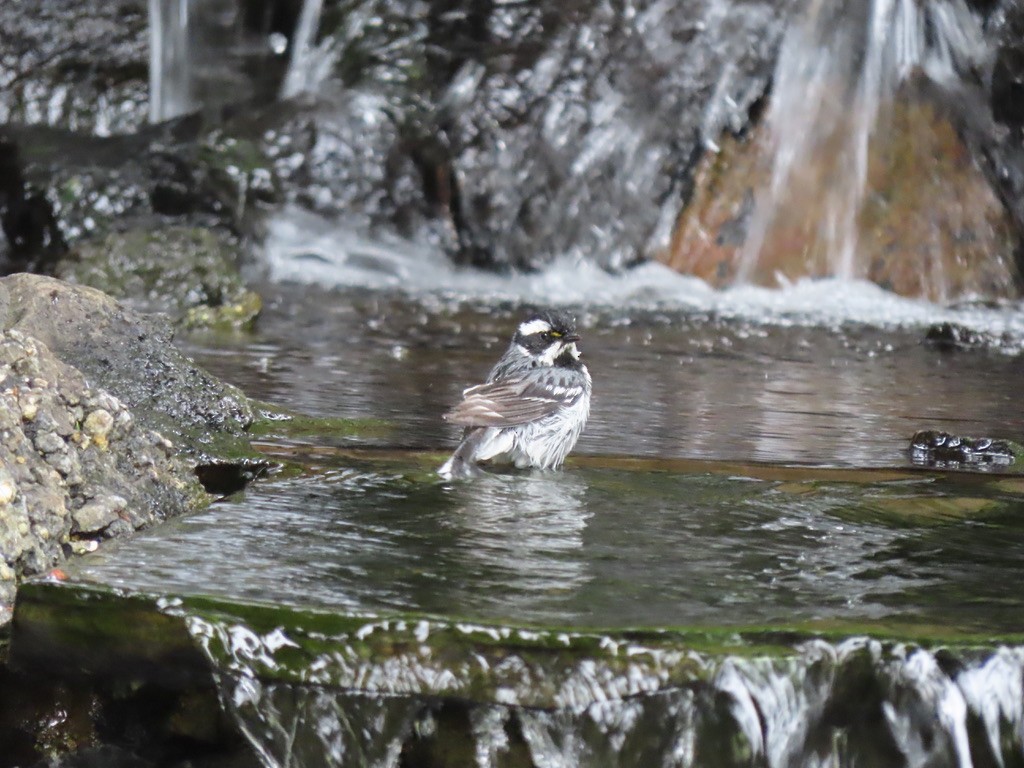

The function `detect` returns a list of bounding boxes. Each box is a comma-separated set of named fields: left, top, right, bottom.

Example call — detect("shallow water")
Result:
left=69, top=280, right=1024, bottom=637
left=76, top=459, right=1024, bottom=634
left=181, top=281, right=1024, bottom=467
left=45, top=276, right=1024, bottom=767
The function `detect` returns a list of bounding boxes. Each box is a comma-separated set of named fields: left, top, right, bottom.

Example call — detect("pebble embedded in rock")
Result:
left=33, top=431, right=65, bottom=454
left=72, top=495, right=127, bottom=534
left=0, top=469, right=16, bottom=505
left=83, top=408, right=114, bottom=439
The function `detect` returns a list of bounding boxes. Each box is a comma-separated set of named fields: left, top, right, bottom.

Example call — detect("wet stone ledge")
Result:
left=9, top=581, right=1024, bottom=768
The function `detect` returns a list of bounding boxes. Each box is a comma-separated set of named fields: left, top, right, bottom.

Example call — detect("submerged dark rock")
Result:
left=923, top=321, right=1012, bottom=350
left=908, top=429, right=1018, bottom=469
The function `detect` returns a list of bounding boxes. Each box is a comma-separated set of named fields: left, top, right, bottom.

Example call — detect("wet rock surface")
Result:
left=0, top=274, right=255, bottom=455
left=923, top=321, right=1014, bottom=351
left=0, top=0, right=150, bottom=137
left=662, top=80, right=1020, bottom=300
left=0, top=326, right=208, bottom=622
left=2, top=0, right=1024, bottom=296
left=908, top=429, right=1019, bottom=469
left=0, top=119, right=279, bottom=274
left=57, top=226, right=262, bottom=330
left=265, top=0, right=790, bottom=272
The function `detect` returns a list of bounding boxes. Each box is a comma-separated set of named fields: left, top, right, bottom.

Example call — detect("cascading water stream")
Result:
left=179, top=613, right=1024, bottom=768
left=148, top=0, right=193, bottom=122
left=734, top=0, right=1002, bottom=301
left=147, top=0, right=280, bottom=122
left=280, top=0, right=333, bottom=98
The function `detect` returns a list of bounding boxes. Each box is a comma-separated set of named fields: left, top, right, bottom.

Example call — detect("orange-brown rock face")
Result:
left=660, top=96, right=1020, bottom=303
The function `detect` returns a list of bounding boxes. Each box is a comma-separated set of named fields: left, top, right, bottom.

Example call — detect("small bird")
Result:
left=438, top=310, right=592, bottom=478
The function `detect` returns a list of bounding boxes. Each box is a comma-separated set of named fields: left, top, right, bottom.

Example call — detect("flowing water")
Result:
left=35, top=0, right=1024, bottom=765
left=33, top=271, right=1024, bottom=767
left=736, top=0, right=1002, bottom=299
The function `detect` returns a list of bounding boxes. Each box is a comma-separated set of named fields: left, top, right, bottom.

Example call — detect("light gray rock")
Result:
left=0, top=274, right=267, bottom=621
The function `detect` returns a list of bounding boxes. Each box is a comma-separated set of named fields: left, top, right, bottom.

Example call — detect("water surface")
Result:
left=182, top=282, right=1024, bottom=467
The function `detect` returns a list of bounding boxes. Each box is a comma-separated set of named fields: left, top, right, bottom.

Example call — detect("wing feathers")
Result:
left=444, top=375, right=580, bottom=427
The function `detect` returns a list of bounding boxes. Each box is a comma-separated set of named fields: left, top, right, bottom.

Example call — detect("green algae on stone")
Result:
left=58, top=226, right=261, bottom=331
left=250, top=403, right=393, bottom=442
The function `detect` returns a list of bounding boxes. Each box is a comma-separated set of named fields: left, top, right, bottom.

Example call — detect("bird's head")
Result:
left=512, top=310, right=582, bottom=367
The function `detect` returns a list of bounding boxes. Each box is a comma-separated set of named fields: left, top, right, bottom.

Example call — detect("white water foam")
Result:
left=263, top=206, right=1024, bottom=344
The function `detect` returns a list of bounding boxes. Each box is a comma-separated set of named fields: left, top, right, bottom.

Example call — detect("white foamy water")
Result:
left=264, top=207, right=1024, bottom=344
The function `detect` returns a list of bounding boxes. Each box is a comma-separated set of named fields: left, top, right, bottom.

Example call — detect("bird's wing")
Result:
left=444, top=373, right=572, bottom=427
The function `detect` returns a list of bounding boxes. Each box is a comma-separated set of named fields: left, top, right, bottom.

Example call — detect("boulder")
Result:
left=0, top=273, right=266, bottom=621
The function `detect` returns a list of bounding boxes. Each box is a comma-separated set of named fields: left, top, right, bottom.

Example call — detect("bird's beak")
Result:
left=563, top=333, right=580, bottom=343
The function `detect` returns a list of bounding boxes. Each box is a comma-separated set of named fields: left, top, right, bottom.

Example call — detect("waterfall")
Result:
left=148, top=0, right=193, bottom=122
left=734, top=0, right=998, bottom=299
left=147, top=0, right=272, bottom=123
left=280, top=0, right=328, bottom=99
left=184, top=618, right=1024, bottom=768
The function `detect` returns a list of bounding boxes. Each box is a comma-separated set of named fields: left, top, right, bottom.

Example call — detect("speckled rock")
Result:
left=0, top=274, right=269, bottom=623
left=0, top=273, right=255, bottom=460
left=0, top=328, right=209, bottom=621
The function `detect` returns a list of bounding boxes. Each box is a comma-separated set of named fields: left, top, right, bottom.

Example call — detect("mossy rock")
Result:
left=58, top=226, right=261, bottom=331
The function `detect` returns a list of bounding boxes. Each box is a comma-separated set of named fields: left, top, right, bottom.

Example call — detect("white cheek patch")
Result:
left=518, top=318, right=553, bottom=336
left=565, top=342, right=581, bottom=360
left=537, top=344, right=561, bottom=366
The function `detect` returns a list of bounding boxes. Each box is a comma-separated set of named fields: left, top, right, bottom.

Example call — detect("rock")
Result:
left=661, top=97, right=1020, bottom=301
left=0, top=274, right=273, bottom=620
left=0, top=119, right=280, bottom=275
left=82, top=409, right=114, bottom=442
left=923, top=322, right=1013, bottom=351
left=71, top=496, right=127, bottom=535
left=909, top=430, right=1019, bottom=469
left=0, top=0, right=149, bottom=136
left=57, top=226, right=262, bottom=330
left=0, top=326, right=209, bottom=614
left=1, top=273, right=255, bottom=458
left=239, top=0, right=789, bottom=271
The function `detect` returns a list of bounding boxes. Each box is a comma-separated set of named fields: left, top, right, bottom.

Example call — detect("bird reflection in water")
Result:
left=443, top=471, right=592, bottom=619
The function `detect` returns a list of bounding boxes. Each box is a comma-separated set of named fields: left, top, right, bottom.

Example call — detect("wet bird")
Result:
left=438, top=310, right=592, bottom=478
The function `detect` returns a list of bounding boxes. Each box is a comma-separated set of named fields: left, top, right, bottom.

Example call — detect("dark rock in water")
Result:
left=908, top=430, right=1018, bottom=469
left=923, top=322, right=1011, bottom=351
